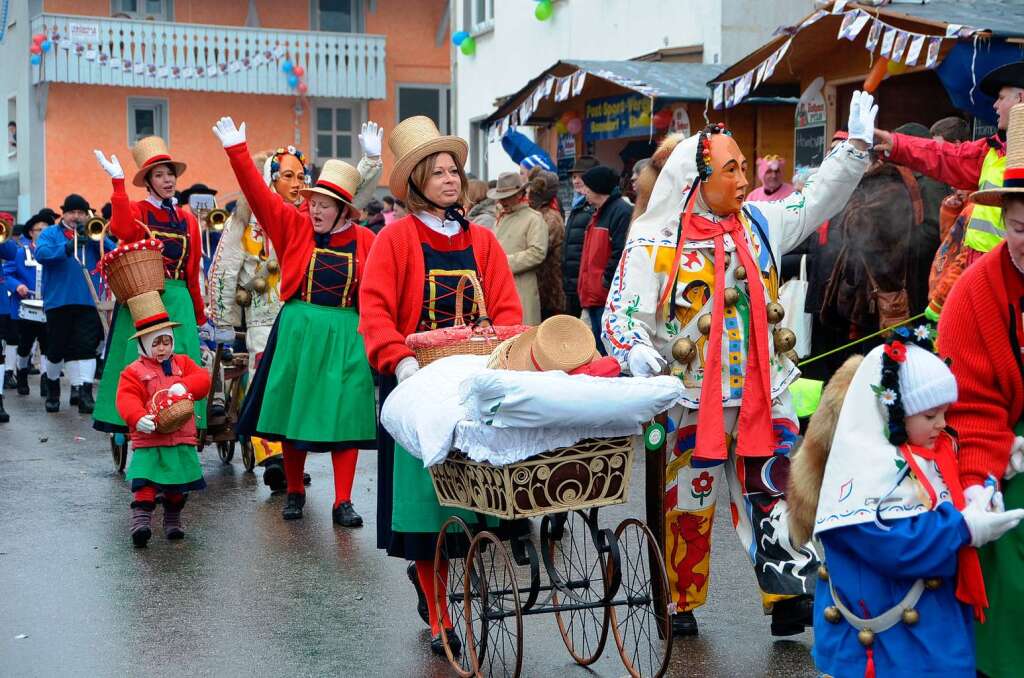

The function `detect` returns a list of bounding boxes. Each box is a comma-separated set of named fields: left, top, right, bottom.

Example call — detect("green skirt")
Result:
left=239, top=301, right=376, bottom=448
left=975, top=474, right=1024, bottom=678
left=391, top=443, right=496, bottom=533
left=93, top=279, right=205, bottom=431
left=126, top=444, right=206, bottom=493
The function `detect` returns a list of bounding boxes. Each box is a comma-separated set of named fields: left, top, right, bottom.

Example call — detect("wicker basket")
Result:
left=151, top=390, right=194, bottom=434
left=100, top=223, right=165, bottom=302
left=406, top=273, right=528, bottom=367
left=429, top=436, right=634, bottom=519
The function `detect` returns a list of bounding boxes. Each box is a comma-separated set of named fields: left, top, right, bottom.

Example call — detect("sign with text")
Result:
left=794, top=79, right=826, bottom=169
left=584, top=94, right=652, bottom=142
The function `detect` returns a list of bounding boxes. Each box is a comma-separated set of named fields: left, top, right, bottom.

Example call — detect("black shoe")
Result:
left=262, top=461, right=286, bottom=493
left=770, top=595, right=813, bottom=637
left=45, top=378, right=60, bottom=413
left=672, top=611, right=699, bottom=637
left=39, top=375, right=48, bottom=398
left=431, top=628, right=462, bottom=657
left=0, top=396, right=9, bottom=424
left=332, top=501, right=363, bottom=527
left=3, top=370, right=15, bottom=390
left=78, top=383, right=95, bottom=414
left=16, top=368, right=29, bottom=396
left=304, top=472, right=312, bottom=486
left=69, top=385, right=81, bottom=407
left=408, top=562, right=431, bottom=626
left=28, top=366, right=39, bottom=376
left=282, top=492, right=305, bottom=520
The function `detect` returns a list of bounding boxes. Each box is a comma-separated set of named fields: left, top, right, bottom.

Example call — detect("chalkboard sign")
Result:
left=795, top=125, right=825, bottom=168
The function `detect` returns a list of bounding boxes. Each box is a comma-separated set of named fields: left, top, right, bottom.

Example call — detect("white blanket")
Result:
left=380, top=355, right=683, bottom=467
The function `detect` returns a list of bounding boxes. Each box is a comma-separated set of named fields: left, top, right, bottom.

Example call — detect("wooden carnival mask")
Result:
left=700, top=134, right=748, bottom=216
left=272, top=153, right=308, bottom=204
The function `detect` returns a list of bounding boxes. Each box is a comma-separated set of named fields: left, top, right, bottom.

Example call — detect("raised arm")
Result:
left=879, top=132, right=989, bottom=191
left=352, top=121, right=384, bottom=210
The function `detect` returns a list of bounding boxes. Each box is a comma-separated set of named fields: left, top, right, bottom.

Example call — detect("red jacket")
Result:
left=116, top=353, right=212, bottom=448
left=577, top=191, right=632, bottom=307
left=108, top=178, right=206, bottom=324
left=358, top=215, right=522, bottom=374
left=224, top=142, right=376, bottom=300
left=938, top=243, right=1024, bottom=488
left=888, top=133, right=1005, bottom=191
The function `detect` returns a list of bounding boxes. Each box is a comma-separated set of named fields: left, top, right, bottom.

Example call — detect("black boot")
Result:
left=16, top=368, right=29, bottom=396
left=282, top=492, right=305, bottom=520
left=262, top=458, right=287, bottom=494
left=39, top=374, right=48, bottom=398
left=69, top=385, right=81, bottom=407
left=78, top=383, right=95, bottom=414
left=45, top=378, right=60, bottom=413
left=3, top=370, right=15, bottom=390
left=672, top=611, right=698, bottom=637
left=770, top=594, right=814, bottom=637
left=163, top=494, right=188, bottom=540
left=94, top=357, right=105, bottom=380
left=0, top=395, right=9, bottom=423
left=407, top=562, right=431, bottom=626
left=332, top=501, right=363, bottom=527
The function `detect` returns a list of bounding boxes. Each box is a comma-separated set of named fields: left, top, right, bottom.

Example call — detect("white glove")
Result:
left=93, top=150, right=124, bottom=179
left=965, top=482, right=1007, bottom=513
left=1007, top=436, right=1024, bottom=480
left=359, top=121, right=383, bottom=158
left=396, top=356, right=420, bottom=383
left=214, top=326, right=236, bottom=345
left=198, top=320, right=215, bottom=343
left=962, top=485, right=1024, bottom=548
left=168, top=383, right=187, bottom=397
left=847, top=90, right=878, bottom=145
left=212, top=117, right=246, bottom=148
left=627, top=344, right=665, bottom=378
left=136, top=415, right=157, bottom=434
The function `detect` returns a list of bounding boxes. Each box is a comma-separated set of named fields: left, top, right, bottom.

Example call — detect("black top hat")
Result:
left=60, top=193, right=91, bottom=213
left=34, top=208, right=59, bottom=225
left=980, top=61, right=1024, bottom=98
left=177, top=183, right=219, bottom=203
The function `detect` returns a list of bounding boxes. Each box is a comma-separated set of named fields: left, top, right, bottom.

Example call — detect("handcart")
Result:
left=429, top=435, right=672, bottom=678
left=197, top=343, right=256, bottom=472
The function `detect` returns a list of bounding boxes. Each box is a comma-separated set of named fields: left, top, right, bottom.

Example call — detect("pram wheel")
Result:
left=240, top=437, right=256, bottom=472
left=465, top=531, right=523, bottom=678
left=434, top=516, right=475, bottom=677
left=217, top=440, right=235, bottom=464
left=110, top=433, right=128, bottom=473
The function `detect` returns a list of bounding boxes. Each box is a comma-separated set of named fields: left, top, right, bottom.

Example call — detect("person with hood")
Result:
left=603, top=92, right=878, bottom=638
left=745, top=155, right=795, bottom=203
left=528, top=169, right=566, bottom=318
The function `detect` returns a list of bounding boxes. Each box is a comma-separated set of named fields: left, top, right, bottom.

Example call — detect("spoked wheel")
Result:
left=217, top=440, right=235, bottom=464
left=240, top=437, right=256, bottom=472
left=608, top=519, right=672, bottom=678
left=110, top=433, right=128, bottom=473
left=465, top=531, right=523, bottom=678
left=542, top=510, right=611, bottom=665
left=434, top=516, right=475, bottom=677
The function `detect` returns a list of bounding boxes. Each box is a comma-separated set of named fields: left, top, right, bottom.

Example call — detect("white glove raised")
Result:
left=962, top=485, right=1024, bottom=548
left=168, top=383, right=187, bottom=397
left=847, top=90, right=878, bottom=145
left=136, top=415, right=157, bottom=434
left=396, top=356, right=420, bottom=383
left=93, top=150, right=124, bottom=179
left=1007, top=436, right=1024, bottom=480
left=627, top=344, right=666, bottom=378
left=212, top=117, right=246, bottom=148
left=358, top=121, right=383, bottom=158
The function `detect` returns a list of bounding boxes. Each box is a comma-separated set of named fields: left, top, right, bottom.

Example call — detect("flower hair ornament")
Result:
left=269, top=146, right=311, bottom=185
left=871, top=323, right=938, bottom=445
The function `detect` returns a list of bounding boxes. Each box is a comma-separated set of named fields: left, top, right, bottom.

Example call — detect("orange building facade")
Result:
left=0, top=0, right=450, bottom=218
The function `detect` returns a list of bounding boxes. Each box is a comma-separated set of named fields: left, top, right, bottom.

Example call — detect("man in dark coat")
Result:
left=562, top=155, right=598, bottom=318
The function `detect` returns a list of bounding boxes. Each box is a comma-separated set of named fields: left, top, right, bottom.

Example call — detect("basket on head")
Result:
left=973, top=102, right=1024, bottom=206
left=100, top=235, right=165, bottom=303
left=150, top=390, right=194, bottom=434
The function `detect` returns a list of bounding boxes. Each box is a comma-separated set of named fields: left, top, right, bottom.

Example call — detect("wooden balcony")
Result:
left=29, top=13, right=386, bottom=99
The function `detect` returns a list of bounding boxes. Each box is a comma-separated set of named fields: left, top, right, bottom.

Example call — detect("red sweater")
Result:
left=938, top=243, right=1024, bottom=488
left=224, top=142, right=375, bottom=300
left=889, top=133, right=1004, bottom=191
left=109, top=178, right=206, bottom=324
left=116, top=353, right=212, bottom=447
left=359, top=215, right=523, bottom=374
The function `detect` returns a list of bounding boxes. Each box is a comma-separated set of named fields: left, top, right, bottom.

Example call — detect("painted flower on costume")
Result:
left=894, top=326, right=911, bottom=339
left=691, top=471, right=714, bottom=505
left=883, top=341, right=907, bottom=363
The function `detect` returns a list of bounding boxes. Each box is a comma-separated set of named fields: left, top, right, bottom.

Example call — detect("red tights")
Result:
left=282, top=442, right=358, bottom=508
left=132, top=486, right=183, bottom=504
left=415, top=559, right=453, bottom=636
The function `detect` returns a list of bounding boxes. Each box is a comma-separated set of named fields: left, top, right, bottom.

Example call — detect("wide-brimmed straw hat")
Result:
left=973, top=103, right=1024, bottom=206
left=127, top=290, right=180, bottom=339
left=131, top=136, right=187, bottom=188
left=299, top=159, right=360, bottom=207
left=493, top=315, right=597, bottom=372
left=487, top=171, right=527, bottom=201
left=388, top=116, right=468, bottom=200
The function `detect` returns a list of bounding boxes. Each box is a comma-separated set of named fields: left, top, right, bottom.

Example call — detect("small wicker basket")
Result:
left=100, top=222, right=165, bottom=303
left=150, top=389, right=194, bottom=434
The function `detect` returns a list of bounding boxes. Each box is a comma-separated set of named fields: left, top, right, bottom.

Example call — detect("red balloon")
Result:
left=653, top=109, right=673, bottom=130
left=292, top=65, right=304, bottom=77
left=297, top=82, right=308, bottom=94
left=33, top=33, right=45, bottom=44
left=29, top=44, right=42, bottom=55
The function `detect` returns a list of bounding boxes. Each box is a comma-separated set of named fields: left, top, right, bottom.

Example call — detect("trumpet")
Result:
left=0, top=217, right=9, bottom=244
left=85, top=216, right=108, bottom=241
left=206, top=208, right=229, bottom=232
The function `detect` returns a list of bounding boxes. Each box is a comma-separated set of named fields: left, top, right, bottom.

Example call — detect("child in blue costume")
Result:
left=787, top=329, right=1024, bottom=678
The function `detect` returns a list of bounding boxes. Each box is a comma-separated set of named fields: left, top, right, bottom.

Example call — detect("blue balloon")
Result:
left=287, top=74, right=299, bottom=88
left=41, top=40, right=52, bottom=52
left=30, top=54, right=41, bottom=65
left=281, top=60, right=293, bottom=74
left=451, top=30, right=469, bottom=47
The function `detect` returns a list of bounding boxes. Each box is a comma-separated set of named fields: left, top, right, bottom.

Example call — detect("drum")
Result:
left=18, top=299, right=45, bottom=323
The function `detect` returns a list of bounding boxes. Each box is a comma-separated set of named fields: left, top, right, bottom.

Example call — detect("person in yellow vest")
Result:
left=874, top=61, right=1024, bottom=319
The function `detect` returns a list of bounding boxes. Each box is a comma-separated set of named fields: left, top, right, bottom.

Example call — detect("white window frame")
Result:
left=469, top=118, right=488, bottom=179
left=465, top=0, right=494, bottom=36
left=310, top=0, right=364, bottom=33
left=127, top=97, right=168, bottom=145
left=110, top=0, right=174, bottom=21
left=396, top=84, right=450, bottom=134
left=6, top=95, right=16, bottom=160
left=311, top=101, right=361, bottom=165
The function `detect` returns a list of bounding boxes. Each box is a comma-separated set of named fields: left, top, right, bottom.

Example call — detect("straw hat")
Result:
left=299, top=159, right=360, bottom=206
left=131, top=136, right=187, bottom=188
left=127, top=290, right=180, bottom=339
left=497, top=315, right=598, bottom=372
left=487, top=171, right=527, bottom=200
left=973, top=103, right=1024, bottom=206
left=387, top=116, right=468, bottom=200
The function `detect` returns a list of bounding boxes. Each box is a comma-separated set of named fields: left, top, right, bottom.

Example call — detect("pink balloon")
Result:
left=566, top=118, right=583, bottom=135
left=292, top=65, right=304, bottom=77
left=297, top=82, right=308, bottom=94
left=29, top=44, right=42, bottom=55
left=33, top=33, right=45, bottom=44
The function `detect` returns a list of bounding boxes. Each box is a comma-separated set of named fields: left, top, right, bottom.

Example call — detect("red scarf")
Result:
left=900, top=433, right=988, bottom=620
left=660, top=196, right=774, bottom=460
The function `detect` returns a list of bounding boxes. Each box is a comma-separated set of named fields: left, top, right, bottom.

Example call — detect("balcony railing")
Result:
left=29, top=13, right=386, bottom=99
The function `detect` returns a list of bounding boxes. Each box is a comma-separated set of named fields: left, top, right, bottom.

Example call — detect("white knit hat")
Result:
left=899, top=344, right=957, bottom=416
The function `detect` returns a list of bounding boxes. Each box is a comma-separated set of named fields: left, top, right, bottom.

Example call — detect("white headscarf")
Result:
left=137, top=327, right=175, bottom=358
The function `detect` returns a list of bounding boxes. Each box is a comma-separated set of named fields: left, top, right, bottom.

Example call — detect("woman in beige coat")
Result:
left=490, top=171, right=548, bottom=325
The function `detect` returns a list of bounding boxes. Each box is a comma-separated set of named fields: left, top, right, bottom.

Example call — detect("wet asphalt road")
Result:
left=0, top=383, right=816, bottom=677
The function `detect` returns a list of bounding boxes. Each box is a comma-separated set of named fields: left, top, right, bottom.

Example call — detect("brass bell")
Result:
left=901, top=608, right=920, bottom=626
left=823, top=606, right=842, bottom=624
left=734, top=265, right=747, bottom=281
left=252, top=277, right=268, bottom=294
left=858, top=629, right=875, bottom=647
left=924, top=578, right=942, bottom=590
left=235, top=289, right=251, bottom=306
left=723, top=287, right=740, bottom=307
left=672, top=338, right=697, bottom=364
left=266, top=259, right=280, bottom=274
left=765, top=302, right=786, bottom=324
left=817, top=565, right=829, bottom=581
left=773, top=327, right=797, bottom=353
left=697, top=314, right=712, bottom=336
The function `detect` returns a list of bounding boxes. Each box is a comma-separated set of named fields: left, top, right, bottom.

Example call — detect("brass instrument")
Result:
left=206, top=208, right=229, bottom=232
left=0, top=217, right=9, bottom=244
left=85, top=216, right=108, bottom=241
